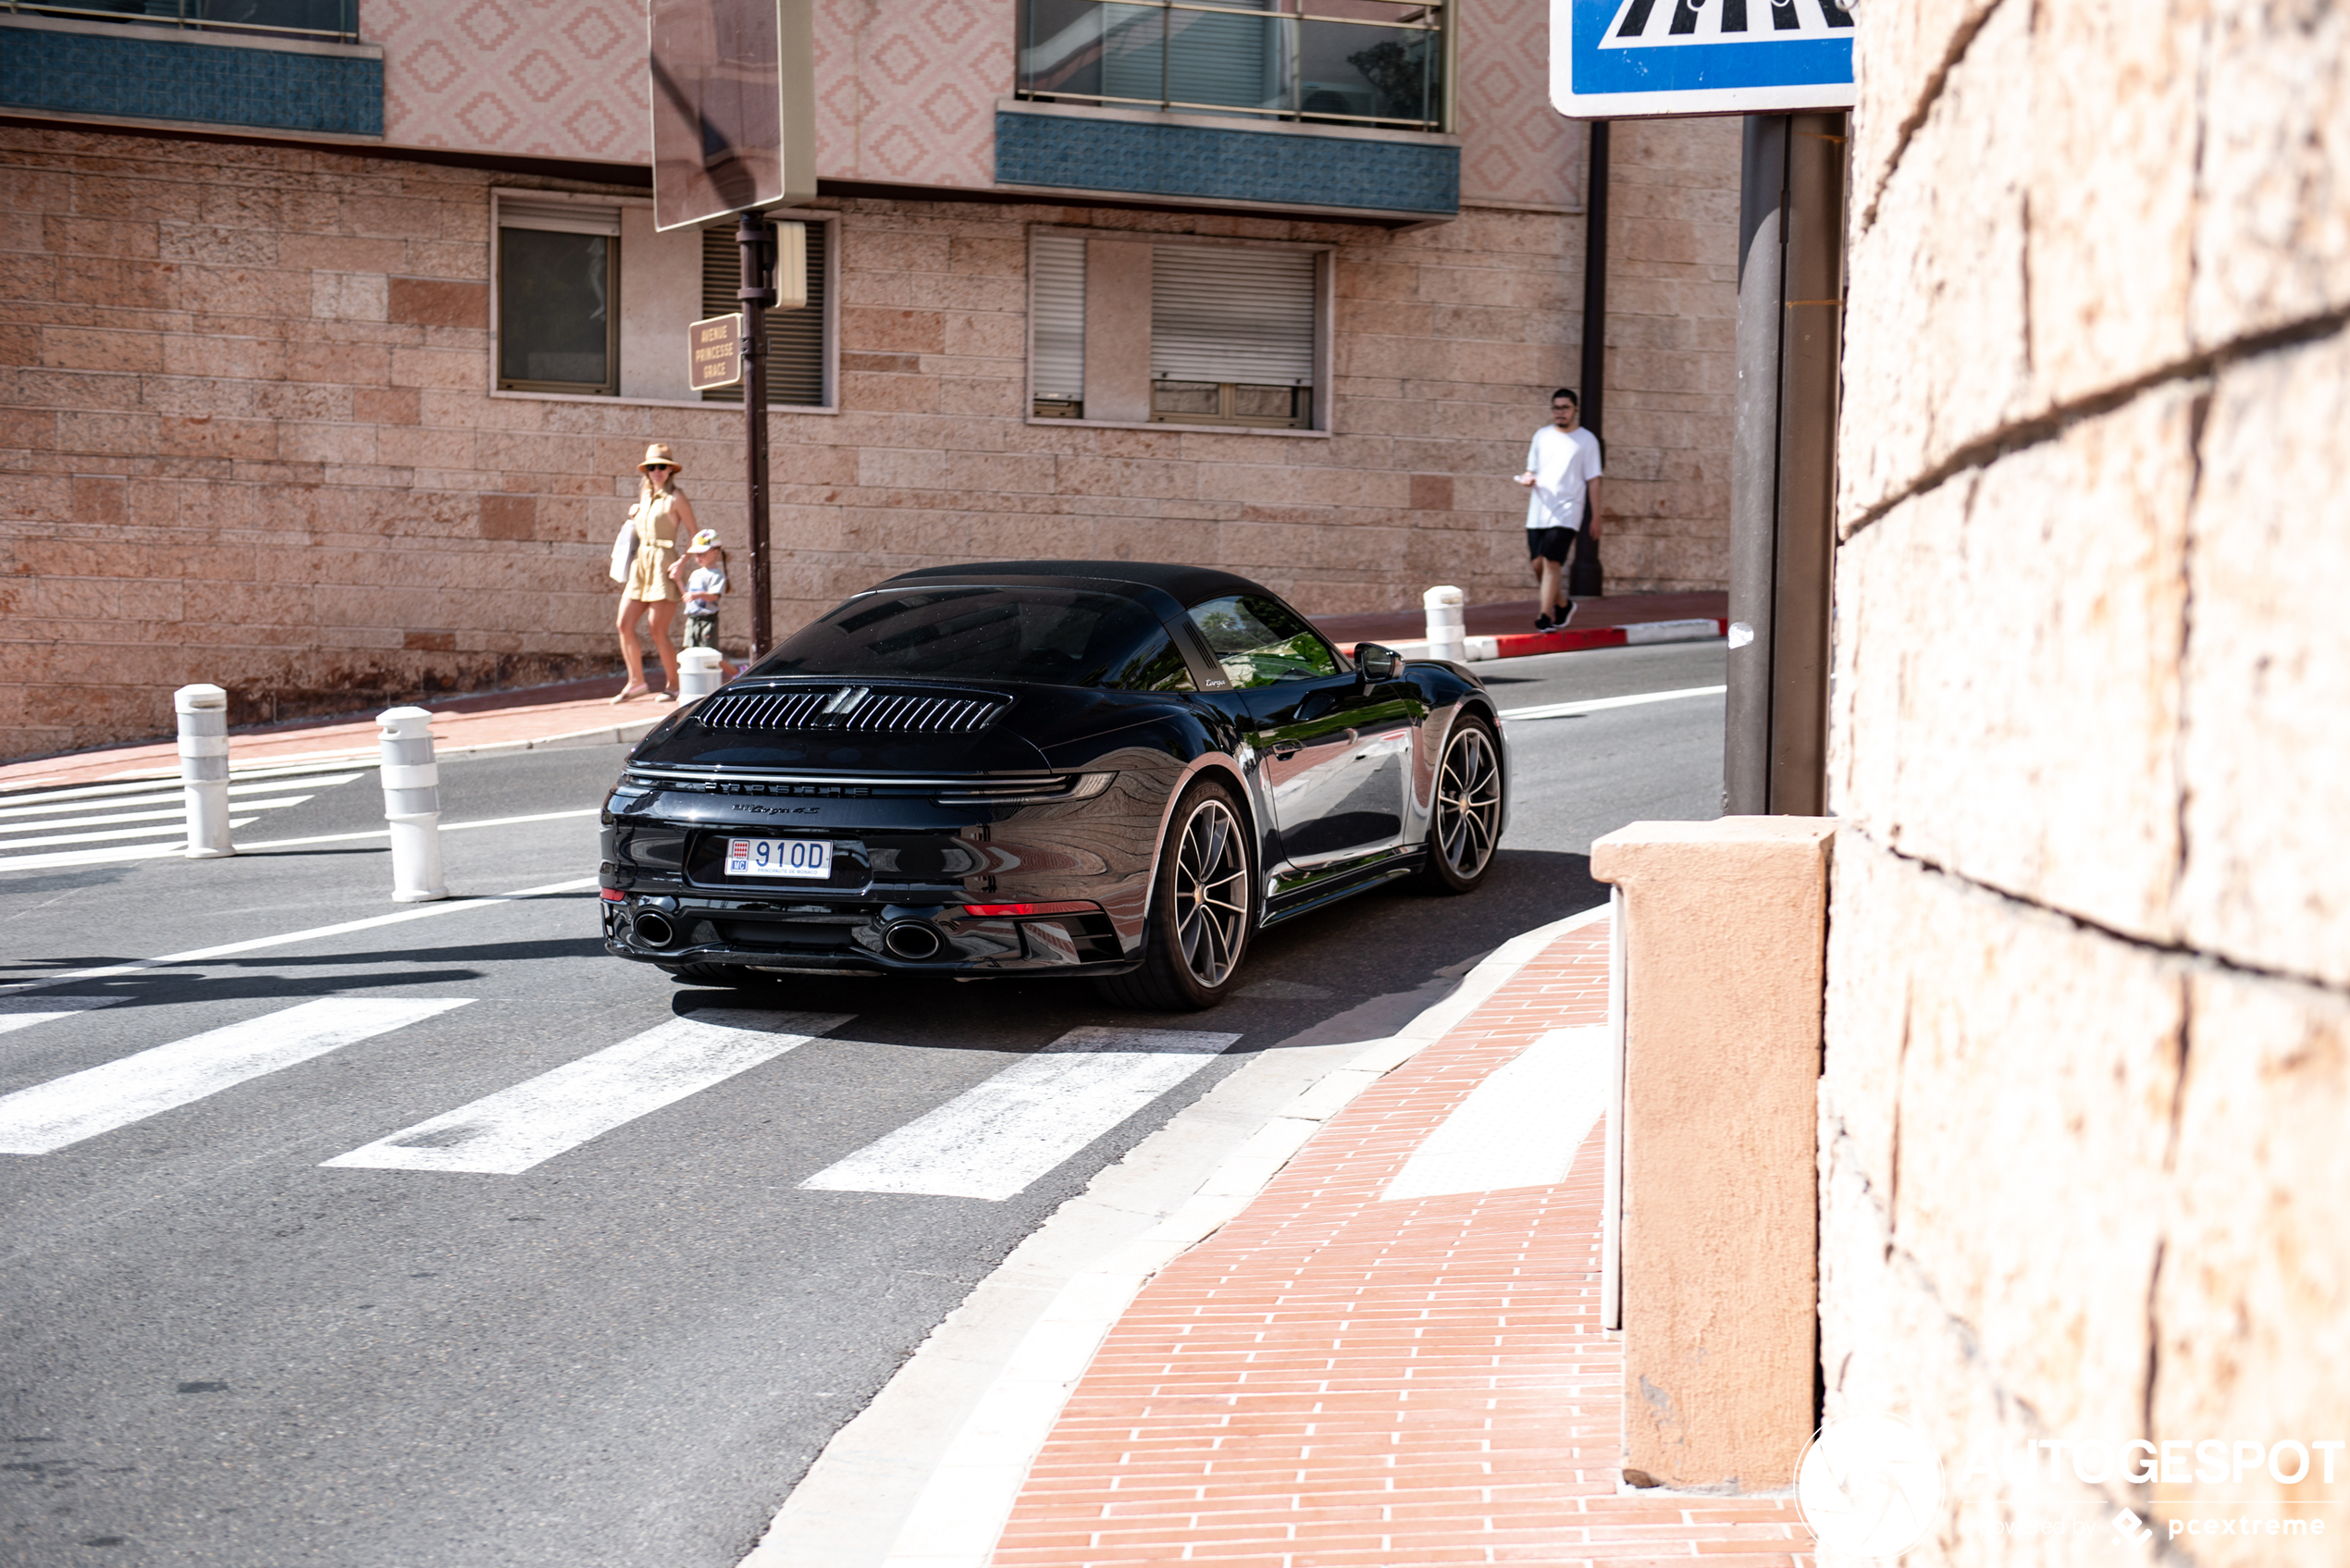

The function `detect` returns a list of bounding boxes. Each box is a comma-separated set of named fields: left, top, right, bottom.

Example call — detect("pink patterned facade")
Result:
left=370, top=0, right=1015, bottom=188
left=370, top=0, right=1571, bottom=208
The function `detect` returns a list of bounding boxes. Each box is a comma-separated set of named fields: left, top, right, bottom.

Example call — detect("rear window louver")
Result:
left=696, top=686, right=1008, bottom=735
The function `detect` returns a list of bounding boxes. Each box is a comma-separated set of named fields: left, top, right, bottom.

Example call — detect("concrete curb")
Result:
left=30, top=715, right=667, bottom=788
left=1337, top=616, right=1727, bottom=664
left=740, top=900, right=1615, bottom=1568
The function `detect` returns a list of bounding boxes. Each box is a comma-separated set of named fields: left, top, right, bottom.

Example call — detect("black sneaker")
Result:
left=1555, top=601, right=1579, bottom=628
left=1534, top=612, right=1553, bottom=632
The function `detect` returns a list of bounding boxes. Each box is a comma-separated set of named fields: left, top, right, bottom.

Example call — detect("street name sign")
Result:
left=689, top=313, right=743, bottom=391
left=649, top=0, right=815, bottom=230
left=1552, top=0, right=1856, bottom=119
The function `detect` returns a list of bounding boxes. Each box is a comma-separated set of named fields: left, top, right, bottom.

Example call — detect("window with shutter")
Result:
left=1031, top=232, right=1086, bottom=418
left=496, top=201, right=620, bottom=396
left=1149, top=244, right=1315, bottom=428
left=699, top=218, right=829, bottom=407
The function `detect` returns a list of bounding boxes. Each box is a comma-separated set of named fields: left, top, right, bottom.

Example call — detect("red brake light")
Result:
left=960, top=900, right=1102, bottom=918
left=600, top=888, right=626, bottom=902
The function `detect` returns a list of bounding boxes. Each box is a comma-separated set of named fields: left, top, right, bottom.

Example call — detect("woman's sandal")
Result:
left=609, top=684, right=649, bottom=705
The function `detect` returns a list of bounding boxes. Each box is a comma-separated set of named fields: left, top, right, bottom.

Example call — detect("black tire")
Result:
left=1416, top=712, right=1503, bottom=894
left=1095, top=778, right=1255, bottom=1011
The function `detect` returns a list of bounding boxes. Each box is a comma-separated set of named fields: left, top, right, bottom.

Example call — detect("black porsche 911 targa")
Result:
left=598, top=562, right=1507, bottom=1009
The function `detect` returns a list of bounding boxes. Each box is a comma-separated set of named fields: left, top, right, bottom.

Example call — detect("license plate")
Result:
left=724, top=837, right=832, bottom=879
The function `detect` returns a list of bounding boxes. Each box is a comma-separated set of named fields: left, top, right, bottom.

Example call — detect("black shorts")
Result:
left=1528, top=525, right=1577, bottom=563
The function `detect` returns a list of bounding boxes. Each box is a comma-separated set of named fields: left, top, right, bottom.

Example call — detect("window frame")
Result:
left=1024, top=226, right=1336, bottom=438
left=493, top=215, right=621, bottom=398
left=488, top=190, right=840, bottom=414
left=1015, top=0, right=1455, bottom=135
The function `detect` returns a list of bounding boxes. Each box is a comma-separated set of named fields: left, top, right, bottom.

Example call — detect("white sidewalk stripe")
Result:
left=0, top=777, right=357, bottom=819
left=0, top=997, right=124, bottom=1036
left=801, top=1027, right=1243, bottom=1202
left=0, top=997, right=472, bottom=1155
left=0, top=796, right=309, bottom=834
left=324, top=1010, right=854, bottom=1175
left=0, top=818, right=262, bottom=853
left=0, top=809, right=601, bottom=874
left=1500, top=684, right=1726, bottom=722
left=1381, top=1024, right=1613, bottom=1201
left=0, top=876, right=599, bottom=998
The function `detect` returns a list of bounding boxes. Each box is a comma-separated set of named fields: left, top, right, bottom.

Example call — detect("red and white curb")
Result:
left=1335, top=615, right=1726, bottom=664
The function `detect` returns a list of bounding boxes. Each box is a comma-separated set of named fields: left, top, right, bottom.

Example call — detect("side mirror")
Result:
left=1356, top=643, right=1404, bottom=682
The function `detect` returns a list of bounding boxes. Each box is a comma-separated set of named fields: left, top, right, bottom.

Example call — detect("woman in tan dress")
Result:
left=612, top=442, right=697, bottom=703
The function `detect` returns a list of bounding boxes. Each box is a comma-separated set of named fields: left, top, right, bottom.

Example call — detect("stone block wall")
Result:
left=1822, top=4, right=2350, bottom=1562
left=0, top=119, right=1737, bottom=760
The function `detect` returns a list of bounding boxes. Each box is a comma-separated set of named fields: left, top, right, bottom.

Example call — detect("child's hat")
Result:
left=688, top=529, right=722, bottom=550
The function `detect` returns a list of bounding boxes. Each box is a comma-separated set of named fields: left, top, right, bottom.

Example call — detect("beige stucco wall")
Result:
left=0, top=120, right=1737, bottom=759
left=1823, top=3, right=2350, bottom=1562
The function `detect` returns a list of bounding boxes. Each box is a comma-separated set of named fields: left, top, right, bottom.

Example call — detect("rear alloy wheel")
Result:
left=1097, top=781, right=1254, bottom=1010
left=1418, top=713, right=1503, bottom=894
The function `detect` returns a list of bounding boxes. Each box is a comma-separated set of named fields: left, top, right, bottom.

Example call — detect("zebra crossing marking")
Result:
left=323, top=1010, right=855, bottom=1175
left=0, top=996, right=124, bottom=1037
left=0, top=997, right=472, bottom=1155
left=799, top=1026, right=1243, bottom=1202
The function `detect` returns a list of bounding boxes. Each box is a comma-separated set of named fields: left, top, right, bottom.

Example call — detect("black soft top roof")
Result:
left=880, top=560, right=1275, bottom=611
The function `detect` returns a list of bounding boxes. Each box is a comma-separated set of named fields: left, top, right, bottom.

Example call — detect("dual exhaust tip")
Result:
left=626, top=907, right=945, bottom=962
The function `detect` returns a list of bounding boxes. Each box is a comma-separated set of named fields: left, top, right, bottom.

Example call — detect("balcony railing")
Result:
left=1019, top=0, right=1446, bottom=134
left=3, top=0, right=358, bottom=44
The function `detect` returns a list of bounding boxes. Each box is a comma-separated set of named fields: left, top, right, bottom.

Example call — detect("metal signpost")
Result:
left=649, top=0, right=814, bottom=659
left=1550, top=0, right=1855, bottom=818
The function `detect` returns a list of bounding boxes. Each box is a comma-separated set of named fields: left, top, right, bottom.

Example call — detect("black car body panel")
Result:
left=598, top=562, right=1505, bottom=981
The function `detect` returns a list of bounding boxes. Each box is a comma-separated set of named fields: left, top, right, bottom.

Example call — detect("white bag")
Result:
left=608, top=506, right=639, bottom=585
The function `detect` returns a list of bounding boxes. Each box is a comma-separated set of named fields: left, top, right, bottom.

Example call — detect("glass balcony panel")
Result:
left=1097, top=3, right=1168, bottom=105
left=1021, top=0, right=1110, bottom=99
left=1297, top=16, right=1433, bottom=126
left=1166, top=4, right=1289, bottom=116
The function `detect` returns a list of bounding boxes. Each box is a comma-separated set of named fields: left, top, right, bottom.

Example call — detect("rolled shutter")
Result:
left=498, top=199, right=620, bottom=236
left=700, top=221, right=827, bottom=407
left=1031, top=232, right=1086, bottom=405
left=1149, top=245, right=1315, bottom=388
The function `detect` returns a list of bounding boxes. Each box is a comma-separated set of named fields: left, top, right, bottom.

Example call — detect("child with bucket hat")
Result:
left=610, top=442, right=696, bottom=703
left=669, top=526, right=738, bottom=680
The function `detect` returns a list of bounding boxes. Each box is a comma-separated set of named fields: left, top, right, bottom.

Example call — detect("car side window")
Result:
left=1185, top=595, right=1340, bottom=688
left=1103, top=632, right=1195, bottom=693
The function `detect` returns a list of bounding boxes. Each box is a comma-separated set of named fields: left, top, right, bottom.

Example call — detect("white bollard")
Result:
left=175, top=684, right=235, bottom=858
left=1423, top=584, right=1467, bottom=664
left=377, top=706, right=448, bottom=903
left=676, top=645, right=724, bottom=702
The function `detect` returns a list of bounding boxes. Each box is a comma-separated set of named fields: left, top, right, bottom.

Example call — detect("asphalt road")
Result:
left=0, top=641, right=1723, bottom=1568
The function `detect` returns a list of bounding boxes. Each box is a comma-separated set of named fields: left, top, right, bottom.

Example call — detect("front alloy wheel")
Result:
left=1098, top=781, right=1254, bottom=1010
left=1420, top=714, right=1502, bottom=893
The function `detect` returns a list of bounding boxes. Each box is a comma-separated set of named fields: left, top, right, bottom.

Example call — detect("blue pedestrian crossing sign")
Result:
left=1552, top=0, right=1856, bottom=119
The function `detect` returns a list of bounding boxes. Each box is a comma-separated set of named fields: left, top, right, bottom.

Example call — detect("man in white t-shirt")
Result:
left=1513, top=388, right=1603, bottom=630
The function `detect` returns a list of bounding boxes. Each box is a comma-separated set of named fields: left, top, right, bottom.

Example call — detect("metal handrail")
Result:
left=2, top=0, right=360, bottom=44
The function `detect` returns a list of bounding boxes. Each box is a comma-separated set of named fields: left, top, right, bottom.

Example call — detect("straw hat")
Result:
left=637, top=442, right=684, bottom=474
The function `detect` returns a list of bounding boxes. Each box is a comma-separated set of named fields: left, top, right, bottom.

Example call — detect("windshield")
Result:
left=749, top=586, right=1180, bottom=687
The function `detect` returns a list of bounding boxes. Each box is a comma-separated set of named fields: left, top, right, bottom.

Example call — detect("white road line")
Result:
left=0, top=876, right=600, bottom=998
left=0, top=769, right=365, bottom=809
left=1380, top=1024, right=1612, bottom=1202
left=324, top=1009, right=854, bottom=1175
left=801, top=1026, right=1243, bottom=1202
left=0, top=777, right=358, bottom=820
left=0, top=997, right=473, bottom=1155
left=0, top=797, right=307, bottom=837
left=0, top=997, right=124, bottom=1036
left=0, top=807, right=601, bottom=873
left=1500, top=684, right=1726, bottom=722
left=0, top=817, right=261, bottom=853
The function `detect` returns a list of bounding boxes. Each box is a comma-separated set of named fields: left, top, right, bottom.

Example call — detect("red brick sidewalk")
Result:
left=989, top=920, right=1812, bottom=1568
